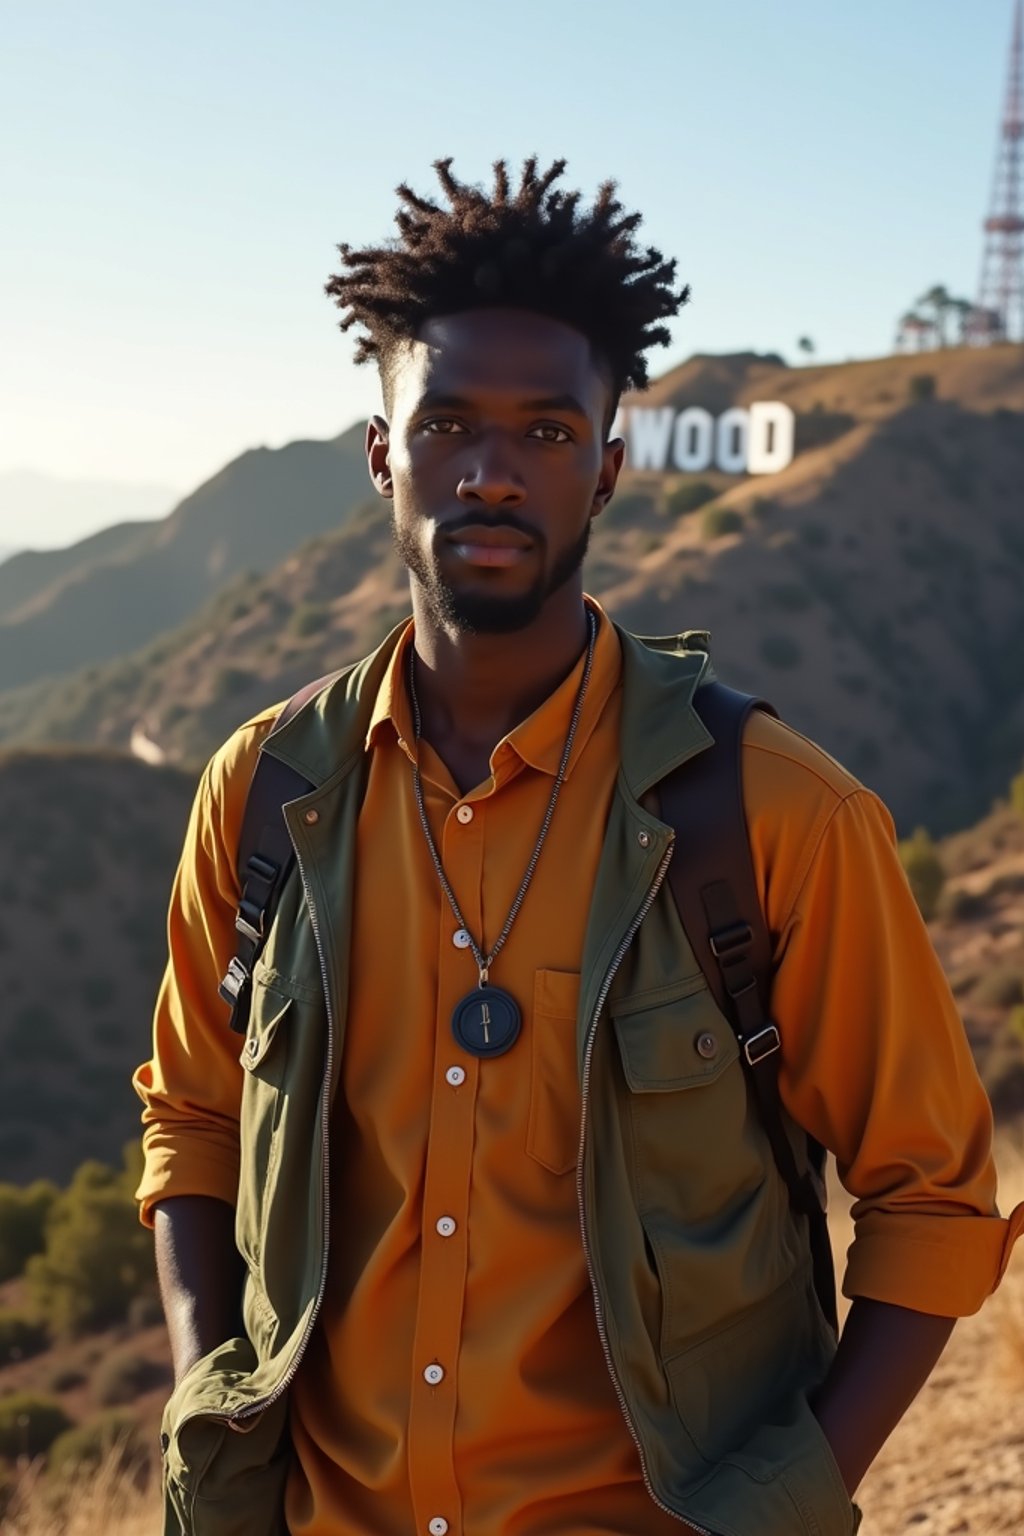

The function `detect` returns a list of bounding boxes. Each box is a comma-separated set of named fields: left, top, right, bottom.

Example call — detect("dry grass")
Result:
left=1, top=1445, right=158, bottom=1536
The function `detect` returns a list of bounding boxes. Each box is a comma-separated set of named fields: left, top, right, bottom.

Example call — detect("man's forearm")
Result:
left=154, top=1194, right=246, bottom=1384
left=811, top=1296, right=956, bottom=1494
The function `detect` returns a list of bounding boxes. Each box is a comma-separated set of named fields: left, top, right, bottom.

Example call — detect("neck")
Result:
left=409, top=587, right=592, bottom=792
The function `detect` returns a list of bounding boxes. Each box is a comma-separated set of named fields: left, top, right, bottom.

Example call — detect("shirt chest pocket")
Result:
left=526, top=969, right=582, bottom=1176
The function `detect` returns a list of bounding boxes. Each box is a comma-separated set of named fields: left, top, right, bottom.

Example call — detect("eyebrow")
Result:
left=416, top=390, right=589, bottom=417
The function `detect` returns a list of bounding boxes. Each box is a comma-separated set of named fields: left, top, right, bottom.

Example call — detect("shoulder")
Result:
left=204, top=702, right=287, bottom=805
left=742, top=708, right=865, bottom=804
left=740, top=710, right=896, bottom=932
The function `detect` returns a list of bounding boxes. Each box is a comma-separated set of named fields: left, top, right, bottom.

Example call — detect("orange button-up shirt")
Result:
left=135, top=599, right=1021, bottom=1536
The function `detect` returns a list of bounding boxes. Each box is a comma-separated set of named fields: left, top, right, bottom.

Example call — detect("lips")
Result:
left=444, top=523, right=535, bottom=568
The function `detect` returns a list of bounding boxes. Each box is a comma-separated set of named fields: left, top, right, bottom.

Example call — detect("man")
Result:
left=134, top=158, right=1021, bottom=1536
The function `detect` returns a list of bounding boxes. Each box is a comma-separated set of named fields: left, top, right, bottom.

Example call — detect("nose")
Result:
left=455, top=434, right=526, bottom=509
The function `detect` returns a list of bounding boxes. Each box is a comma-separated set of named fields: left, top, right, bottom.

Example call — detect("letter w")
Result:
left=628, top=409, right=675, bottom=471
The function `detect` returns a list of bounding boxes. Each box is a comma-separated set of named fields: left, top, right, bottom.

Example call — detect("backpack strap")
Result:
left=218, top=672, right=342, bottom=1034
left=659, top=680, right=837, bottom=1331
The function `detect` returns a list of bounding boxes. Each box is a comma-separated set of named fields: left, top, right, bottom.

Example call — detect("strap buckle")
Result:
left=219, top=956, right=250, bottom=1006
left=709, top=921, right=753, bottom=959
left=742, top=1024, right=781, bottom=1066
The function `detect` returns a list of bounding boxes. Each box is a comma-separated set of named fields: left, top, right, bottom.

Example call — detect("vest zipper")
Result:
left=170, top=837, right=336, bottom=1447
left=575, top=839, right=717, bottom=1536
left=226, top=840, right=335, bottom=1428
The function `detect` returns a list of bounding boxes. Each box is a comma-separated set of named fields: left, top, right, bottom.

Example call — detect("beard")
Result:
left=393, top=516, right=592, bottom=635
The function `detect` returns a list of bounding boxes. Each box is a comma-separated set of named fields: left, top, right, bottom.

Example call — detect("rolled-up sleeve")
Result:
left=132, top=712, right=275, bottom=1227
left=747, top=722, right=1023, bottom=1317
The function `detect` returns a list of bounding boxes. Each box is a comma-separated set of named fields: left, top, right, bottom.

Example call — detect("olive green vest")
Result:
left=160, top=623, right=859, bottom=1536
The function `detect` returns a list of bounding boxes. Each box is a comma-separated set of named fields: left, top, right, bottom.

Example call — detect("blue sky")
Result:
left=0, top=0, right=1015, bottom=524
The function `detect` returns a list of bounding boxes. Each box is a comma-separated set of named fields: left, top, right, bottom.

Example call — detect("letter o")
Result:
left=671, top=408, right=714, bottom=472
left=715, top=408, right=750, bottom=474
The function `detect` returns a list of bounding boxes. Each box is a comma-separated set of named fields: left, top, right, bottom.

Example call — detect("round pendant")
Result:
left=452, top=986, right=521, bottom=1059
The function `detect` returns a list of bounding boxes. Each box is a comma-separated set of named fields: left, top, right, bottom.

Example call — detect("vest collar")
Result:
left=261, top=615, right=716, bottom=799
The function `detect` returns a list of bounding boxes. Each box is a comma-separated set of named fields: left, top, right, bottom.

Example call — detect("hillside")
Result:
left=0, top=424, right=371, bottom=691
left=1, top=346, right=1022, bottom=835
left=0, top=751, right=196, bottom=1185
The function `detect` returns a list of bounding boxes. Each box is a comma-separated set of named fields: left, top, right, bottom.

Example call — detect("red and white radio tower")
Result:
left=972, top=0, right=1024, bottom=343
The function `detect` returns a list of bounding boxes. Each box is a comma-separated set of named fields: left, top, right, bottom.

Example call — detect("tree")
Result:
left=916, top=285, right=955, bottom=348
left=797, top=336, right=815, bottom=360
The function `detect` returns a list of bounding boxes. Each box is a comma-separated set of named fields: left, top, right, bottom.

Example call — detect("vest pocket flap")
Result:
left=611, top=984, right=739, bottom=1092
left=240, top=992, right=293, bottom=1072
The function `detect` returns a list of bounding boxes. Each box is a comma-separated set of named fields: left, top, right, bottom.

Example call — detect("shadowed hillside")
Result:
left=0, top=751, right=196, bottom=1184
left=0, top=425, right=371, bottom=691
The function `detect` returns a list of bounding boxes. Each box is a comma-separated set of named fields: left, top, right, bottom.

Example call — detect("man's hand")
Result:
left=811, top=1297, right=955, bottom=1494
left=154, top=1194, right=245, bottom=1385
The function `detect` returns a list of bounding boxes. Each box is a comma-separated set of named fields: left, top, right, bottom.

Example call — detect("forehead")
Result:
left=388, top=308, right=609, bottom=417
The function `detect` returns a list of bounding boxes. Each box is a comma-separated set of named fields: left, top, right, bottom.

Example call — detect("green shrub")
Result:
left=759, top=634, right=803, bottom=670
left=288, top=601, right=331, bottom=638
left=1009, top=1006, right=1024, bottom=1045
left=972, top=968, right=1024, bottom=1010
left=602, top=492, right=655, bottom=528
left=212, top=666, right=252, bottom=700
left=701, top=506, right=744, bottom=541
left=0, top=1179, right=58, bottom=1282
left=0, top=1308, right=49, bottom=1365
left=0, top=1393, right=72, bottom=1459
left=93, top=1349, right=170, bottom=1407
left=909, top=373, right=936, bottom=401
left=666, top=481, right=717, bottom=516
left=24, top=1156, right=155, bottom=1338
left=46, top=1409, right=142, bottom=1478
left=1010, top=769, right=1024, bottom=822
left=897, top=828, right=945, bottom=920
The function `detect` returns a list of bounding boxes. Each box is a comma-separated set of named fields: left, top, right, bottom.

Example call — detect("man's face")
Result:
left=366, top=308, right=624, bottom=634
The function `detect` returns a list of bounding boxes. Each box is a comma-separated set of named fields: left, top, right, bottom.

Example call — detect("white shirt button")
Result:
left=452, top=928, right=472, bottom=949
left=455, top=804, right=474, bottom=824
left=445, top=1065, right=466, bottom=1087
left=423, top=1363, right=445, bottom=1386
left=436, top=1216, right=457, bottom=1238
left=428, top=1520, right=449, bottom=1536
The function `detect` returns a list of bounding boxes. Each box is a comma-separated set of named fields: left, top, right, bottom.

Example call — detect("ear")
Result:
left=366, top=415, right=393, bottom=499
left=589, top=435, right=626, bottom=521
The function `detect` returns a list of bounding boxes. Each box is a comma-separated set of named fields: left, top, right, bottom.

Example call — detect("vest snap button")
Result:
left=696, top=1031, right=718, bottom=1059
left=303, top=808, right=320, bottom=826
left=637, top=830, right=651, bottom=849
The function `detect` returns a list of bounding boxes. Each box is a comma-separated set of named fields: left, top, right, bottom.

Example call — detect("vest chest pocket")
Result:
left=611, top=979, right=739, bottom=1093
left=610, top=981, right=758, bottom=1227
left=240, top=980, right=293, bottom=1089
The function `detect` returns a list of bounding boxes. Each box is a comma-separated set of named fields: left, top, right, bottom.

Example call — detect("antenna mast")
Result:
left=972, top=0, right=1024, bottom=342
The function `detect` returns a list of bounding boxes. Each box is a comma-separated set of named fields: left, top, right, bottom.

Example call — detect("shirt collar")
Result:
left=364, top=597, right=622, bottom=782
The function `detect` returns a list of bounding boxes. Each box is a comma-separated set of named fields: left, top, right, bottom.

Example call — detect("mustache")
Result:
left=440, top=512, right=544, bottom=543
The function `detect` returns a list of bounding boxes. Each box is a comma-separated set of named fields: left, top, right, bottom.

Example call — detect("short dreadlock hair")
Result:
left=325, top=157, right=690, bottom=417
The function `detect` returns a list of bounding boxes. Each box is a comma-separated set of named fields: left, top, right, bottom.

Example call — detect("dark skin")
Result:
left=155, top=306, right=956, bottom=1501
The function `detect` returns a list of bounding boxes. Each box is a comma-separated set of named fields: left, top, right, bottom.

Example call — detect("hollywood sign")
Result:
left=611, top=401, right=795, bottom=476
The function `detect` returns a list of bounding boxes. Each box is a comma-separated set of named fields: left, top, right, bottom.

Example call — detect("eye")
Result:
left=421, top=417, right=468, bottom=435
left=528, top=423, right=572, bottom=443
